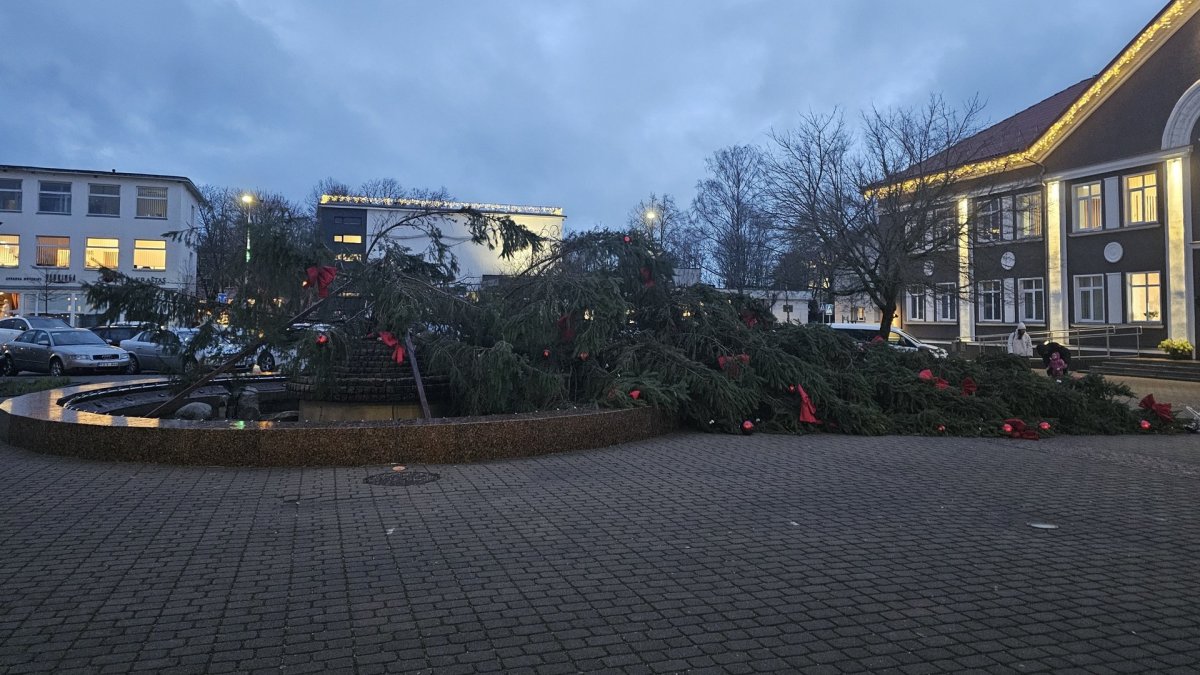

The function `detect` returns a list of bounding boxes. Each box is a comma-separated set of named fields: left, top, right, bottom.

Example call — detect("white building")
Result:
left=0, top=165, right=201, bottom=326
left=316, top=194, right=564, bottom=283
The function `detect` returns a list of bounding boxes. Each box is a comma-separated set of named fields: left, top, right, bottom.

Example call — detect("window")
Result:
left=136, top=186, right=167, bottom=218
left=1127, top=271, right=1161, bottom=323
left=1014, top=191, right=1042, bottom=239
left=1073, top=182, right=1102, bottom=231
left=1075, top=275, right=1105, bottom=323
left=0, top=235, right=18, bottom=268
left=907, top=288, right=927, bottom=321
left=333, top=234, right=363, bottom=244
left=38, top=181, right=71, bottom=214
left=975, top=197, right=1002, bottom=242
left=88, top=184, right=121, bottom=216
left=978, top=280, right=1002, bottom=322
left=1019, top=278, right=1044, bottom=323
left=935, top=283, right=957, bottom=322
left=35, top=236, right=70, bottom=267
left=1125, top=172, right=1158, bottom=225
left=0, top=178, right=20, bottom=211
left=85, top=238, right=119, bottom=269
left=133, top=239, right=166, bottom=270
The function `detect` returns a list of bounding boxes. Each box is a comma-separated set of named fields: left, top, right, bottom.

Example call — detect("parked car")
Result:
left=2, top=328, right=131, bottom=376
left=826, top=322, right=949, bottom=359
left=89, top=322, right=154, bottom=347
left=0, top=316, right=72, bottom=345
left=120, top=328, right=252, bottom=374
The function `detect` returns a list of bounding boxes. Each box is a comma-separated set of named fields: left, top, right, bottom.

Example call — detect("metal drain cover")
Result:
left=364, top=471, right=440, bottom=487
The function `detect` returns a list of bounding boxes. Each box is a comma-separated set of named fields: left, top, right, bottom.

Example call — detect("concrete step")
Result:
left=1092, top=358, right=1200, bottom=383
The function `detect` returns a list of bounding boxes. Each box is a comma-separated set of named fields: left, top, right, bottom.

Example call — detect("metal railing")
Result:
left=971, top=324, right=1144, bottom=358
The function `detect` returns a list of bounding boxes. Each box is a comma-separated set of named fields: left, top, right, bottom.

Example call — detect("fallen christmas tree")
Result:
left=86, top=219, right=1182, bottom=435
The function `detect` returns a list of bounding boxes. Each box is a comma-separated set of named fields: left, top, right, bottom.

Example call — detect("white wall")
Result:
left=0, top=168, right=200, bottom=324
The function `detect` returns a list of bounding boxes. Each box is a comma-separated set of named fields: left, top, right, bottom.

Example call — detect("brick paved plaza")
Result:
left=2, top=432, right=1199, bottom=674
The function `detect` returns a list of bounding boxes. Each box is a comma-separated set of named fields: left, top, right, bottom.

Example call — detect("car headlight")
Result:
left=68, top=354, right=91, bottom=361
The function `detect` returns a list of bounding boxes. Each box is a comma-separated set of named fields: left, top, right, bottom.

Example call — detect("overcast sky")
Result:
left=0, top=0, right=1165, bottom=232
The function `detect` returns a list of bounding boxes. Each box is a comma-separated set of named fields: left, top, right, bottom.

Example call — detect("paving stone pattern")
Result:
left=2, top=432, right=1200, bottom=673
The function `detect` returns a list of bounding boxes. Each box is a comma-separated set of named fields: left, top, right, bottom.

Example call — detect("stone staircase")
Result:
left=1091, top=358, right=1200, bottom=383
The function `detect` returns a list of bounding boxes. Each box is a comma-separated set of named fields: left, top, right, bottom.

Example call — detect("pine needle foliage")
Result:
left=84, top=208, right=1171, bottom=435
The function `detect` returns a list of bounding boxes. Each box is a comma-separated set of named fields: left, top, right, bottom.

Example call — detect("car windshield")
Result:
left=51, top=331, right=108, bottom=346
left=28, top=318, right=69, bottom=328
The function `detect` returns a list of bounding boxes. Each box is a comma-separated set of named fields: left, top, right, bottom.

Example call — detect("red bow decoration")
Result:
left=629, top=389, right=641, bottom=400
left=1002, top=418, right=1039, bottom=440
left=717, top=355, right=728, bottom=370
left=739, top=309, right=759, bottom=328
left=556, top=314, right=576, bottom=342
left=797, top=384, right=821, bottom=425
left=377, top=331, right=406, bottom=364
left=639, top=266, right=655, bottom=288
left=304, top=265, right=337, bottom=298
left=736, top=353, right=750, bottom=365
left=918, top=369, right=933, bottom=381
left=961, top=377, right=977, bottom=397
left=934, top=377, right=949, bottom=390
left=1139, top=394, right=1173, bottom=423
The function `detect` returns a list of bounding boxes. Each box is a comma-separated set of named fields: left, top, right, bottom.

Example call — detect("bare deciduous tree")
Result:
left=765, top=95, right=989, bottom=336
left=691, top=145, right=775, bottom=291
left=626, top=193, right=704, bottom=271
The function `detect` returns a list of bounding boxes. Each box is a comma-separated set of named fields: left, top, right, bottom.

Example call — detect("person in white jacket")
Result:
left=1007, top=322, right=1034, bottom=357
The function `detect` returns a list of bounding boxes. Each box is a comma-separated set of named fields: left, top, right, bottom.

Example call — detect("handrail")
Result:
left=969, top=324, right=1144, bottom=358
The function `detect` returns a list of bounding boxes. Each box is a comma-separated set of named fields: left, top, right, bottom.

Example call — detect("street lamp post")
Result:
left=241, top=193, right=254, bottom=264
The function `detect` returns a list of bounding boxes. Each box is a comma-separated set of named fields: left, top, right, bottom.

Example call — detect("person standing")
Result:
left=1007, top=322, right=1033, bottom=357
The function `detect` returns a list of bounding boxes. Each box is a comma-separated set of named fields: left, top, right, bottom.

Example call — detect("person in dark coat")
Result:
left=1036, top=341, right=1072, bottom=376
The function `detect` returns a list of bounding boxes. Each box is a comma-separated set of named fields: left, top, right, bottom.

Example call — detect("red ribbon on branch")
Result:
left=797, top=384, right=821, bottom=425
left=377, top=331, right=406, bottom=364
left=304, top=265, right=337, bottom=298
left=961, top=377, right=977, bottom=397
left=1139, top=394, right=1173, bottom=423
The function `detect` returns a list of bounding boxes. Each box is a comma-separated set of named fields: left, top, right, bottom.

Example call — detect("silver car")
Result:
left=120, top=328, right=251, bottom=374
left=2, top=328, right=131, bottom=376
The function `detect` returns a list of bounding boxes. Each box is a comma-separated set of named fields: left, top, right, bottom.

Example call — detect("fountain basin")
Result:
left=0, top=378, right=675, bottom=466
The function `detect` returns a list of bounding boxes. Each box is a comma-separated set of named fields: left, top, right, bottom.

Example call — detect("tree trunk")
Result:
left=877, top=298, right=898, bottom=339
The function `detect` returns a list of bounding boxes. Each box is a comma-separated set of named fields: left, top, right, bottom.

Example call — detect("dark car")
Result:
left=90, top=323, right=154, bottom=347
left=2, top=328, right=131, bottom=376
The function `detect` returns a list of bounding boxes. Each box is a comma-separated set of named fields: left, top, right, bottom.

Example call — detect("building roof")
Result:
left=0, top=164, right=204, bottom=202
left=886, top=0, right=1196, bottom=190
left=950, top=77, right=1097, bottom=165
left=319, top=194, right=564, bottom=217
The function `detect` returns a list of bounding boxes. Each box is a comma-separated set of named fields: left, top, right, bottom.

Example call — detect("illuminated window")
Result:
left=88, top=184, right=120, bottom=216
left=38, top=181, right=71, bottom=214
left=136, top=186, right=167, bottom=218
left=0, top=179, right=21, bottom=212
left=133, top=239, right=166, bottom=270
left=333, top=234, right=363, bottom=244
left=0, top=235, right=18, bottom=267
left=1014, top=191, right=1042, bottom=239
left=1125, top=172, right=1158, bottom=225
left=1073, top=182, right=1102, bottom=231
left=1019, top=278, right=1044, bottom=323
left=935, top=283, right=957, bottom=322
left=35, top=236, right=70, bottom=267
left=85, top=238, right=120, bottom=269
left=978, top=280, right=1002, bottom=322
left=1074, top=275, right=1105, bottom=323
left=1127, top=271, right=1160, bottom=323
